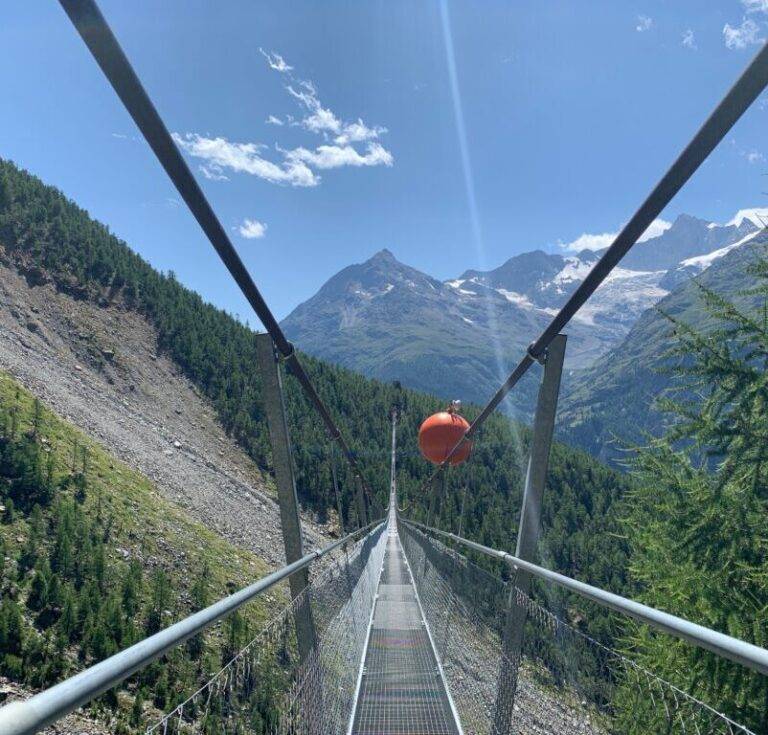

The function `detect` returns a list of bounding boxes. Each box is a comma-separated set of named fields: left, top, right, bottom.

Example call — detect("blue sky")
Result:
left=2, top=1, right=768, bottom=321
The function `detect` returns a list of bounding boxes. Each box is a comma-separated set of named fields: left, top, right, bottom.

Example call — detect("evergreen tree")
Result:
left=187, top=563, right=210, bottom=660
left=145, top=568, right=170, bottom=635
left=57, top=584, right=77, bottom=642
left=0, top=598, right=24, bottom=657
left=27, top=559, right=51, bottom=612
left=617, top=260, right=768, bottom=733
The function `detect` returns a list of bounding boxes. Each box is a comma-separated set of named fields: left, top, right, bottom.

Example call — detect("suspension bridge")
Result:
left=2, top=1, right=768, bottom=733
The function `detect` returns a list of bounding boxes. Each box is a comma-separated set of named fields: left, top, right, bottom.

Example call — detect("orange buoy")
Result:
left=418, top=402, right=471, bottom=465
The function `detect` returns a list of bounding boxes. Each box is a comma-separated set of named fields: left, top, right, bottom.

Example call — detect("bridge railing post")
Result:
left=355, top=475, right=370, bottom=528
left=255, top=333, right=318, bottom=664
left=492, top=334, right=567, bottom=734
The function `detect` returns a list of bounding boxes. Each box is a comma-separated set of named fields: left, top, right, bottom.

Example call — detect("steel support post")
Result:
left=255, top=333, right=317, bottom=663
left=492, top=334, right=566, bottom=735
left=330, top=447, right=345, bottom=536
left=355, top=475, right=369, bottom=528
left=390, top=408, right=398, bottom=512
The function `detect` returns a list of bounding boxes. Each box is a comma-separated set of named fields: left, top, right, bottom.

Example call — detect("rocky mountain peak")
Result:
left=370, top=247, right=397, bottom=263
left=281, top=206, right=766, bottom=412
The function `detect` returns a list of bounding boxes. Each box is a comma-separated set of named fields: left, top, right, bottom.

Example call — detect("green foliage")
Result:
left=0, top=373, right=274, bottom=732
left=0, top=158, right=638, bottom=722
left=616, top=264, right=768, bottom=732
left=559, top=234, right=768, bottom=466
left=0, top=158, right=629, bottom=555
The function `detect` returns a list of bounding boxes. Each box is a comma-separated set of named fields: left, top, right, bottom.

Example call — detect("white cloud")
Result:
left=236, top=219, right=267, bottom=239
left=199, top=164, right=229, bottom=181
left=743, top=0, right=768, bottom=14
left=111, top=132, right=128, bottom=139
left=636, top=15, right=653, bottom=32
left=173, top=132, right=319, bottom=187
left=278, top=63, right=388, bottom=149
left=302, top=105, right=343, bottom=135
left=174, top=51, right=393, bottom=189
left=743, top=149, right=765, bottom=164
left=174, top=131, right=393, bottom=186
left=286, top=83, right=322, bottom=111
left=559, top=231, right=616, bottom=252
left=723, top=18, right=764, bottom=49
left=640, top=218, right=673, bottom=241
left=682, top=29, right=697, bottom=49
left=334, top=119, right=387, bottom=146
left=285, top=143, right=393, bottom=169
left=259, top=48, right=292, bottom=73
left=559, top=218, right=672, bottom=252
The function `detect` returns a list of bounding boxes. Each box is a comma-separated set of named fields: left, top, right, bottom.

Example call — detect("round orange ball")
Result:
left=418, top=411, right=471, bottom=465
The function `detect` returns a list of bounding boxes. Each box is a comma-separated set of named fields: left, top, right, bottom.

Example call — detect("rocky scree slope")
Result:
left=0, top=253, right=329, bottom=565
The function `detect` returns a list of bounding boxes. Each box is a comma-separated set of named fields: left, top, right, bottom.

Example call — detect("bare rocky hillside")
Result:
left=0, top=256, right=330, bottom=566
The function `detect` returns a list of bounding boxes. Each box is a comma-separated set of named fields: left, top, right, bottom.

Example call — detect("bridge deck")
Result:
left=351, top=526, right=461, bottom=735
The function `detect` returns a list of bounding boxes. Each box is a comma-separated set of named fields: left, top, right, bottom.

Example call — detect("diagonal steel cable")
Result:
left=57, top=0, right=376, bottom=512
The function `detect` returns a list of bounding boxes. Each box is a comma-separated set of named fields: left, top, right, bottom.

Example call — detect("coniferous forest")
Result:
left=1, top=157, right=767, bottom=731
left=0, top=158, right=631, bottom=590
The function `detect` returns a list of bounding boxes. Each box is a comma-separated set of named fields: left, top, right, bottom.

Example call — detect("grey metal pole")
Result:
left=355, top=475, right=370, bottom=528
left=330, top=446, right=346, bottom=536
left=390, top=408, right=398, bottom=510
left=493, top=334, right=566, bottom=735
left=255, top=333, right=317, bottom=663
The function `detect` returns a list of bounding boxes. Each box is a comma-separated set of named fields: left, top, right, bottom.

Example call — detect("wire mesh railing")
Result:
left=398, top=519, right=754, bottom=735
left=144, top=524, right=387, bottom=735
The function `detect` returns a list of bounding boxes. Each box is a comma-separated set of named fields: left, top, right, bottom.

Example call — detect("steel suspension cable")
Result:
left=57, top=0, right=375, bottom=509
left=421, top=39, right=768, bottom=492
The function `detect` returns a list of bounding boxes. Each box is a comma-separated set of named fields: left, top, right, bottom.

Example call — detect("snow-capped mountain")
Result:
left=454, top=211, right=764, bottom=330
left=281, top=209, right=766, bottom=414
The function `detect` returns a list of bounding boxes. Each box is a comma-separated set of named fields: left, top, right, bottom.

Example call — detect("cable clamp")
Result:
left=279, top=341, right=296, bottom=363
left=526, top=342, right=547, bottom=365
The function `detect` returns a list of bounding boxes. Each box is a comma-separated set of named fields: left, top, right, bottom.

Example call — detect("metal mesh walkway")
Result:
left=351, top=526, right=461, bottom=735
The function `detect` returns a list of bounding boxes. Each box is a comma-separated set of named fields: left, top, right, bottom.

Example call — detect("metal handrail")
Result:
left=0, top=520, right=385, bottom=735
left=399, top=518, right=768, bottom=677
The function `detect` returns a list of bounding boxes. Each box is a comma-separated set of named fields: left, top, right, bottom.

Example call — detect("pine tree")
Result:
left=145, top=568, right=170, bottom=635
left=121, top=559, right=142, bottom=618
left=27, top=559, right=51, bottom=611
left=58, top=584, right=77, bottom=641
left=187, top=563, right=210, bottom=660
left=617, top=258, right=768, bottom=733
left=130, top=688, right=145, bottom=727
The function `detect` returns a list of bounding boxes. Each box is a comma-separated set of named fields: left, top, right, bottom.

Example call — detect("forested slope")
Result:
left=559, top=231, right=768, bottom=464
left=0, top=372, right=280, bottom=732
left=0, top=158, right=632, bottom=591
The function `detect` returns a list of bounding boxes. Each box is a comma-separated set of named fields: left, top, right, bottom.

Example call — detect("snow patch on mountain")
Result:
left=680, top=229, right=762, bottom=270
left=573, top=269, right=668, bottom=326
left=446, top=278, right=480, bottom=296
left=496, top=288, right=535, bottom=308
left=552, top=257, right=593, bottom=287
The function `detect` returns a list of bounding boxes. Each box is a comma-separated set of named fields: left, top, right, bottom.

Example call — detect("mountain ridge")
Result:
left=282, top=210, right=765, bottom=417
